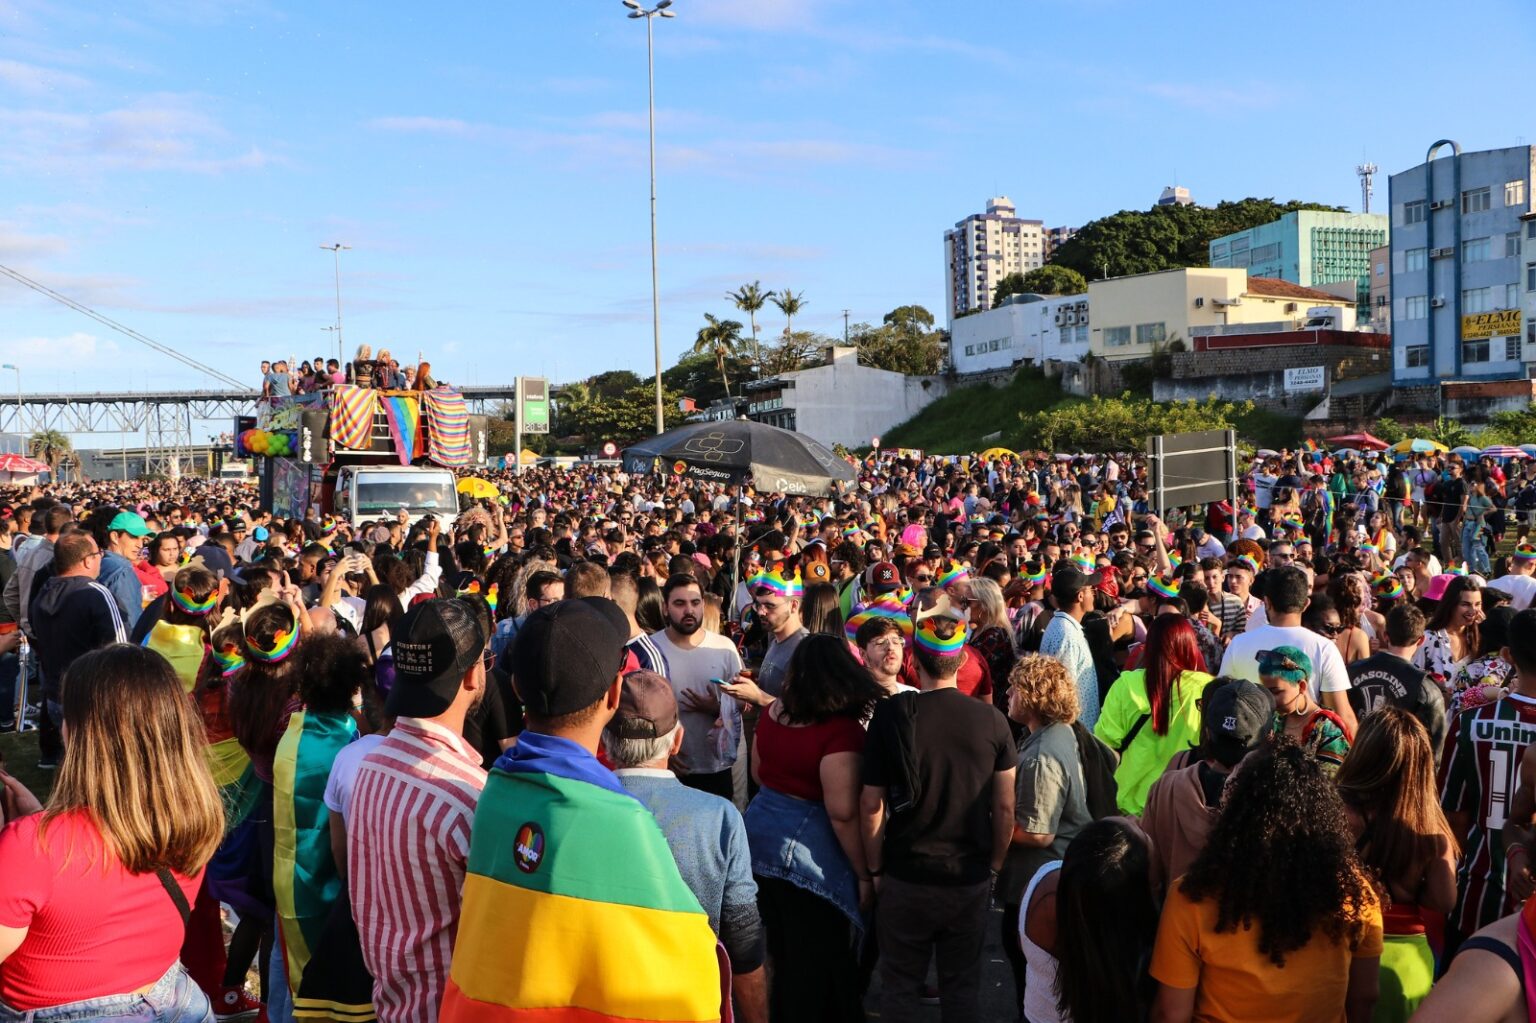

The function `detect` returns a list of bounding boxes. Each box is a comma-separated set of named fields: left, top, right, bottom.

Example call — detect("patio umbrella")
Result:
left=1326, top=432, right=1390, bottom=451
left=456, top=477, right=499, bottom=499
left=1390, top=438, right=1448, bottom=454
left=0, top=453, right=48, bottom=474
left=1254, top=448, right=1279, bottom=458
left=1482, top=445, right=1527, bottom=460
left=1521, top=444, right=1536, bottom=458
left=1333, top=448, right=1360, bottom=459
left=623, top=419, right=856, bottom=496
left=1452, top=445, right=1482, bottom=459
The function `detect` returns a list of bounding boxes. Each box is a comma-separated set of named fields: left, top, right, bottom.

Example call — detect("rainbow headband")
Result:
left=1072, top=552, right=1096, bottom=574
left=1516, top=544, right=1536, bottom=562
left=213, top=645, right=247, bottom=677
left=171, top=587, right=218, bottom=616
left=1025, top=564, right=1047, bottom=586
left=246, top=622, right=299, bottom=664
left=1147, top=575, right=1181, bottom=600
left=937, top=562, right=969, bottom=588
left=750, top=566, right=803, bottom=599
left=1359, top=541, right=1380, bottom=556
left=1166, top=549, right=1182, bottom=570
left=1373, top=574, right=1404, bottom=600
left=1282, top=514, right=1307, bottom=532
left=1447, top=562, right=1469, bottom=577
left=456, top=581, right=500, bottom=613
left=914, top=617, right=967, bottom=655
left=1233, top=554, right=1260, bottom=575
left=844, top=594, right=915, bottom=645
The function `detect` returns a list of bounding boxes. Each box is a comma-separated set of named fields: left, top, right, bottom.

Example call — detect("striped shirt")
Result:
left=626, top=632, right=671, bottom=677
left=347, top=717, right=487, bottom=1023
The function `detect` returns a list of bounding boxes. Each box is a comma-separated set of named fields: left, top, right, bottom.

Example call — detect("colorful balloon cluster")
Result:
left=240, top=428, right=297, bottom=458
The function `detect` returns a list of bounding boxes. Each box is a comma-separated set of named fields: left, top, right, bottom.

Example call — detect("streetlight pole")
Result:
left=0, top=364, right=19, bottom=450
left=624, top=0, right=675, bottom=435
left=320, top=243, right=351, bottom=365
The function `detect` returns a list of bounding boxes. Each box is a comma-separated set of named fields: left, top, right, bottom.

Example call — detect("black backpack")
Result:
left=1071, top=721, right=1122, bottom=820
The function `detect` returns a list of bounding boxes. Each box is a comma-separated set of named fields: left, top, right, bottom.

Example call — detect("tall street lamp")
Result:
left=623, top=0, right=675, bottom=435
left=0, top=363, right=19, bottom=448
left=320, top=243, right=351, bottom=364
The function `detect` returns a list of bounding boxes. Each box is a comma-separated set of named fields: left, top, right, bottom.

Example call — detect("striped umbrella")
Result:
left=1482, top=445, right=1526, bottom=460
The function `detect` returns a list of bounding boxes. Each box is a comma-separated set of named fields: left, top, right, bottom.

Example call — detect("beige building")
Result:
left=944, top=196, right=1046, bottom=323
left=1087, top=268, right=1348, bottom=361
left=1368, top=244, right=1391, bottom=331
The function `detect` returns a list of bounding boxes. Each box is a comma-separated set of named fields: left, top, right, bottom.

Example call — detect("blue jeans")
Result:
left=266, top=942, right=293, bottom=1023
left=0, top=963, right=212, bottom=1021
left=0, top=652, right=16, bottom=727
left=1463, top=521, right=1492, bottom=575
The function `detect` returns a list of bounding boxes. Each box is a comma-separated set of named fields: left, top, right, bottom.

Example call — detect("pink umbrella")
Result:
left=0, top=453, right=48, bottom=473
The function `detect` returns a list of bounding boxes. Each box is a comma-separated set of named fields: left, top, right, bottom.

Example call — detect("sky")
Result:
left=1, top=0, right=1533, bottom=439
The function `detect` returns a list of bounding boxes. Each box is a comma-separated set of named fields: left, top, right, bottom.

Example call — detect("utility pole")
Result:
left=320, top=243, right=351, bottom=364
left=843, top=309, right=850, bottom=344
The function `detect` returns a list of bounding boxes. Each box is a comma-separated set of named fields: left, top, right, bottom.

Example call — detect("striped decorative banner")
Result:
left=422, top=387, right=473, bottom=467
left=440, top=762, right=724, bottom=1022
left=329, top=385, right=378, bottom=451
left=273, top=709, right=358, bottom=1002
left=379, top=394, right=421, bottom=466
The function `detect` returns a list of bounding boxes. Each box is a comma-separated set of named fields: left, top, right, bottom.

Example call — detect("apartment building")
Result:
left=943, top=196, right=1046, bottom=323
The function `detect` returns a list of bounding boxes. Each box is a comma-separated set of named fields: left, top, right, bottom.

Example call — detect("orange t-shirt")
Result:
left=1150, top=879, right=1383, bottom=1023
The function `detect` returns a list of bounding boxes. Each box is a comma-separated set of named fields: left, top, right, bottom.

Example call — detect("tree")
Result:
left=994, top=266, right=1088, bottom=304
left=586, top=370, right=642, bottom=400
left=1022, top=394, right=1251, bottom=452
left=27, top=429, right=71, bottom=472
left=1047, top=198, right=1347, bottom=281
left=727, top=281, right=774, bottom=374
left=853, top=306, right=945, bottom=376
left=662, top=348, right=751, bottom=406
left=760, top=330, right=829, bottom=376
left=558, top=383, right=685, bottom=443
left=771, top=288, right=805, bottom=340
left=692, top=313, right=745, bottom=397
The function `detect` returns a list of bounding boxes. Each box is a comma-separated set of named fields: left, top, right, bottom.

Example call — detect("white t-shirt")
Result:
left=1195, top=536, right=1227, bottom=559
left=323, top=733, right=388, bottom=822
left=1488, top=573, right=1536, bottom=611
left=1219, top=622, right=1351, bottom=702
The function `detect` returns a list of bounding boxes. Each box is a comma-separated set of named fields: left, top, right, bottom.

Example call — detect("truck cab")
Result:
left=333, top=464, right=460, bottom=532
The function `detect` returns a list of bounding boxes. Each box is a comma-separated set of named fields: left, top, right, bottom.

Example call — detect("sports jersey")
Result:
left=1438, top=692, right=1536, bottom=935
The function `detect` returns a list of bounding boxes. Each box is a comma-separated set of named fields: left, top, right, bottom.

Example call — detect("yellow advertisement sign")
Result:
left=1462, top=309, right=1522, bottom=340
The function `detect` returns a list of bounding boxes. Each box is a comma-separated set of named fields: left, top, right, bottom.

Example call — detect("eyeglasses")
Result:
left=83, top=550, right=103, bottom=562
left=1316, top=624, right=1344, bottom=637
left=911, top=574, right=934, bottom=583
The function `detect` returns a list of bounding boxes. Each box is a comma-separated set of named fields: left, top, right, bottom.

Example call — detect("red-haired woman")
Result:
left=1093, top=615, right=1211, bottom=814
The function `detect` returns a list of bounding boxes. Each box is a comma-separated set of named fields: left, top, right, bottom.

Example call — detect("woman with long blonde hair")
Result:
left=1334, top=706, right=1458, bottom=1021
left=0, top=644, right=223, bottom=1019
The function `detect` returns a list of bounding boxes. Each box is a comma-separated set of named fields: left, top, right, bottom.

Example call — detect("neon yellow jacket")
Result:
left=1094, top=667, right=1211, bottom=815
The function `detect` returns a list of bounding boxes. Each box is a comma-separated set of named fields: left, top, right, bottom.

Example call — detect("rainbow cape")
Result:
left=273, top=709, right=359, bottom=1003
left=441, top=733, right=724, bottom=1022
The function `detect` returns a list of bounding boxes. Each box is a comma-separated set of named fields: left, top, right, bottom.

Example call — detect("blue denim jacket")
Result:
left=743, top=785, right=863, bottom=932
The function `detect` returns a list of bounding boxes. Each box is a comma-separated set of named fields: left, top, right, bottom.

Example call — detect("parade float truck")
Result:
left=237, top=387, right=489, bottom=531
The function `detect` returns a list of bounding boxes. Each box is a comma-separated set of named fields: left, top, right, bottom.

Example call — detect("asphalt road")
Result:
left=863, top=905, right=1018, bottom=1021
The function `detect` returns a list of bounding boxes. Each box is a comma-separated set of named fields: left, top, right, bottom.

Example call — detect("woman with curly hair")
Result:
left=1334, top=707, right=1457, bottom=1022
left=1149, top=739, right=1383, bottom=1023
left=1000, top=654, right=1092, bottom=1014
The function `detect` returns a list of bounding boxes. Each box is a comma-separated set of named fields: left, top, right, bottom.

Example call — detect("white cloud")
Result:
left=687, top=0, right=825, bottom=31
left=0, top=222, right=69, bottom=260
left=5, top=331, right=115, bottom=364
left=0, top=58, right=89, bottom=95
left=1140, top=81, right=1282, bottom=112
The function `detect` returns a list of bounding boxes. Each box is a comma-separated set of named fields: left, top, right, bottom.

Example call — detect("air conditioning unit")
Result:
left=1431, top=246, right=1455, bottom=258
left=1076, top=304, right=1089, bottom=324
left=1194, top=297, right=1205, bottom=308
left=1065, top=309, right=1078, bottom=325
left=1053, top=309, right=1066, bottom=325
left=1430, top=199, right=1452, bottom=210
left=1430, top=296, right=1447, bottom=308
left=1285, top=303, right=1298, bottom=313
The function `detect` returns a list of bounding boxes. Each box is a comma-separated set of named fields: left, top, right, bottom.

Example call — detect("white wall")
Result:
left=949, top=295, right=1090, bottom=373
left=778, top=355, right=950, bottom=448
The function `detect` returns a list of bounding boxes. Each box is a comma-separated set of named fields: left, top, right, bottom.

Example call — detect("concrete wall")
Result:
left=777, top=349, right=950, bottom=448
left=1168, top=342, right=1390, bottom=382
left=949, top=295, right=1089, bottom=373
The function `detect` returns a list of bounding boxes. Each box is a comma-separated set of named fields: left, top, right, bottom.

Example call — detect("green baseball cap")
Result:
left=107, top=511, right=153, bottom=538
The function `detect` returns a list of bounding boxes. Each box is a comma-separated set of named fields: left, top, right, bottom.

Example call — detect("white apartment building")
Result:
left=944, top=196, right=1046, bottom=323
left=948, top=293, right=1090, bottom=374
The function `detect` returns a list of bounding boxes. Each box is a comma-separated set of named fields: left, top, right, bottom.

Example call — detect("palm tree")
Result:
left=771, top=288, right=805, bottom=341
left=692, top=314, right=745, bottom=398
left=27, top=429, right=71, bottom=473
left=727, top=281, right=774, bottom=375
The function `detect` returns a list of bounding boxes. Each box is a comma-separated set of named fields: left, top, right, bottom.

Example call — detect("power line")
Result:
left=0, top=261, right=248, bottom=390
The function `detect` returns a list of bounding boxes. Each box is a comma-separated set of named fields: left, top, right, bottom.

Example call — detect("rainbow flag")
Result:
left=440, top=737, right=725, bottom=1022
left=329, top=385, right=378, bottom=451
left=379, top=394, right=421, bottom=466
left=143, top=621, right=208, bottom=693
left=423, top=387, right=473, bottom=467
left=1302, top=438, right=1321, bottom=453
left=273, top=709, right=358, bottom=1001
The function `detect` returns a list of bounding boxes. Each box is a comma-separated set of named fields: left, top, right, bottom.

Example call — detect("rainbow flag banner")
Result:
left=441, top=748, right=725, bottom=1022
left=379, top=394, right=421, bottom=467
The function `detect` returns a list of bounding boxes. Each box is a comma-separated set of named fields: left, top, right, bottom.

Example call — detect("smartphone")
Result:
left=708, top=677, right=729, bottom=687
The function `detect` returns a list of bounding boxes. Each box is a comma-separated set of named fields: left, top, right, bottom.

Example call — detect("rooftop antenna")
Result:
left=1356, top=162, right=1378, bottom=214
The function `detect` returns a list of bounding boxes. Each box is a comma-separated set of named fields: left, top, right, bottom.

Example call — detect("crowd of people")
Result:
left=2, top=441, right=1536, bottom=1022
left=259, top=346, right=437, bottom=399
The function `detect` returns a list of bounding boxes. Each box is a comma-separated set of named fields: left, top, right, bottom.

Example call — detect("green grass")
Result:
left=0, top=729, right=53, bottom=806
left=881, top=368, right=1080, bottom=453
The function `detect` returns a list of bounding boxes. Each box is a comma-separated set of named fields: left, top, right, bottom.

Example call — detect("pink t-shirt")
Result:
left=0, top=810, right=202, bottom=1009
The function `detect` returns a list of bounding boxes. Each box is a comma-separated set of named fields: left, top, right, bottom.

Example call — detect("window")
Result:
left=1402, top=295, right=1428, bottom=320
left=1463, top=187, right=1492, bottom=214
left=1403, top=200, right=1427, bottom=224
left=1508, top=337, right=1521, bottom=361
left=1464, top=338, right=1491, bottom=363
left=1076, top=324, right=1089, bottom=343
left=1508, top=284, right=1521, bottom=309
left=1405, top=247, right=1428, bottom=272
left=1406, top=345, right=1430, bottom=368
left=1251, top=243, right=1281, bottom=263
left=1375, top=261, right=1386, bottom=277
left=989, top=339, right=1000, bottom=352
left=964, top=344, right=974, bottom=356
left=1376, top=294, right=1389, bottom=307
left=1464, top=287, right=1494, bottom=313
left=1507, top=180, right=1527, bottom=206
left=1509, top=232, right=1523, bottom=258
left=1104, top=326, right=1132, bottom=347
left=1135, top=322, right=1167, bottom=345
left=1528, top=263, right=1536, bottom=292
left=1463, top=237, right=1492, bottom=263
left=1529, top=221, right=1536, bottom=240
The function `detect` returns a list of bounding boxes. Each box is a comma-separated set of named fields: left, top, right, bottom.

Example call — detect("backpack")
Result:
left=1070, top=720, right=1122, bottom=820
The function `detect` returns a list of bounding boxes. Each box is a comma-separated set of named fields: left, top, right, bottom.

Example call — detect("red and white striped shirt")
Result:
left=347, top=717, right=487, bottom=1023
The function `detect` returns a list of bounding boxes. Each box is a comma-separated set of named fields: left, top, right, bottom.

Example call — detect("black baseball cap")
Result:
left=386, top=599, right=488, bottom=718
left=1202, top=679, right=1273, bottom=760
left=509, top=597, right=629, bottom=718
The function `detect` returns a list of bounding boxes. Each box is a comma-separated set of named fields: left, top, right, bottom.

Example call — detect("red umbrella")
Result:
left=0, top=453, right=49, bottom=474
left=1325, top=432, right=1389, bottom=451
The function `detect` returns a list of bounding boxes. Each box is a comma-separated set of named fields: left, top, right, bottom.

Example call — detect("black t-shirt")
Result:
left=462, top=666, right=523, bottom=770
left=863, top=687, right=1015, bottom=886
left=1347, top=651, right=1448, bottom=763
left=1438, top=477, right=1468, bottom=522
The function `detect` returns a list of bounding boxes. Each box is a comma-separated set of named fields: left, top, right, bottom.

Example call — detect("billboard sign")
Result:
left=1145, top=429, right=1237, bottom=516
left=517, top=376, right=549, bottom=434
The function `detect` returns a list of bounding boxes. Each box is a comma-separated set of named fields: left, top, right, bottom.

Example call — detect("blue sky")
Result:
left=1, top=0, right=1532, bottom=423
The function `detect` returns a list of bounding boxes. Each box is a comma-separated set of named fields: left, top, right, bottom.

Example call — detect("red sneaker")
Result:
left=213, top=986, right=263, bottom=1021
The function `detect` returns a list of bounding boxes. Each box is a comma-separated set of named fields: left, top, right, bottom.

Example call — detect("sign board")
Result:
left=1284, top=366, right=1326, bottom=393
left=1462, top=309, right=1522, bottom=340
left=871, top=436, right=880, bottom=449
left=1145, top=429, right=1238, bottom=516
left=517, top=376, right=550, bottom=434
left=601, top=441, right=619, bottom=458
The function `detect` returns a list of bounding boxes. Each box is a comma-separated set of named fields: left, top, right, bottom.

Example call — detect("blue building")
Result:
left=1389, top=141, right=1534, bottom=385
left=1209, top=210, right=1388, bottom=322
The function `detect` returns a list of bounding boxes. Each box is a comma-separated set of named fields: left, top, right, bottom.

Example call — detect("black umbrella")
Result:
left=622, top=419, right=856, bottom=496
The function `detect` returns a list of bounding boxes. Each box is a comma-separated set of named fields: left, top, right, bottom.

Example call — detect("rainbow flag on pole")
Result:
left=440, top=739, right=725, bottom=1022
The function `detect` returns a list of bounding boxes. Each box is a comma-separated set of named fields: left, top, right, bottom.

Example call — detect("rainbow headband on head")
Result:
left=246, top=621, right=300, bottom=664
left=1166, top=549, right=1182, bottom=570
left=1072, top=552, right=1096, bottom=574
left=1373, top=574, right=1404, bottom=600
left=1025, top=564, right=1047, bottom=586
left=171, top=587, right=218, bottom=616
left=1359, top=541, right=1381, bottom=556
left=750, top=565, right=803, bottom=599
left=937, top=562, right=969, bottom=588
left=1234, top=554, right=1260, bottom=576
left=1447, top=562, right=1469, bottom=577
left=844, top=594, right=916, bottom=645
left=1283, top=514, right=1307, bottom=532
left=1515, top=543, right=1536, bottom=562
left=914, top=616, right=968, bottom=655
left=213, top=645, right=247, bottom=677
left=1147, top=575, right=1181, bottom=600
left=842, top=525, right=862, bottom=539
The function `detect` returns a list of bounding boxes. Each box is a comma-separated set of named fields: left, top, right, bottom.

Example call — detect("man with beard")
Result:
left=650, top=573, right=743, bottom=801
